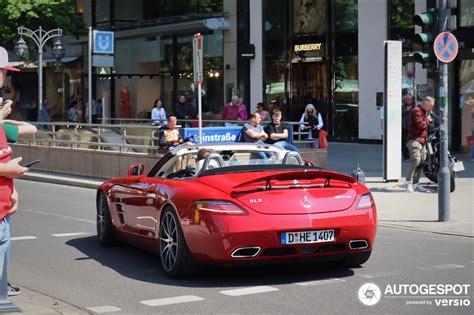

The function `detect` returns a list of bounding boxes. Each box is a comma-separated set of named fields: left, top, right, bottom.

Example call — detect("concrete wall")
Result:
left=12, top=145, right=327, bottom=178
left=12, top=145, right=158, bottom=179
left=358, top=0, right=387, bottom=140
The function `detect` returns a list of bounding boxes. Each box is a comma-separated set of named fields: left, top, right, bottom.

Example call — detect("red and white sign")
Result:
left=193, top=33, right=203, bottom=83
left=434, top=32, right=459, bottom=64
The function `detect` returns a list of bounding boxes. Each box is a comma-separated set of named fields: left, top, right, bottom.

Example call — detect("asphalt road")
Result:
left=8, top=179, right=474, bottom=314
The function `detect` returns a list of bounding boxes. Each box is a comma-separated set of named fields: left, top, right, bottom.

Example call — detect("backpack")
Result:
left=235, top=127, right=247, bottom=143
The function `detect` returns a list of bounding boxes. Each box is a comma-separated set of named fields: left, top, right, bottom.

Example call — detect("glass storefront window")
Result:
left=96, top=0, right=111, bottom=26
left=159, top=32, right=223, bottom=116
left=293, top=0, right=327, bottom=34
left=264, top=0, right=286, bottom=62
left=334, top=0, right=358, bottom=31
left=142, top=0, right=223, bottom=20
left=459, top=59, right=474, bottom=148
left=334, top=56, right=358, bottom=141
left=460, top=0, right=474, bottom=27
left=265, top=63, right=286, bottom=106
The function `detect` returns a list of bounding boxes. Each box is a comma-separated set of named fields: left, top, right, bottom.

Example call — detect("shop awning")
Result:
left=33, top=56, right=80, bottom=65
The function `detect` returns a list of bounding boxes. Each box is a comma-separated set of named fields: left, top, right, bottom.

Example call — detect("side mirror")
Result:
left=128, top=163, right=145, bottom=176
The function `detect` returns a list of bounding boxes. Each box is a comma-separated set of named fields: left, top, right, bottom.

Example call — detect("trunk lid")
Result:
left=197, top=170, right=358, bottom=214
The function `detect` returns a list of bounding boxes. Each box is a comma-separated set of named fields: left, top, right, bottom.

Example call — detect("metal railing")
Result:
left=17, top=120, right=313, bottom=154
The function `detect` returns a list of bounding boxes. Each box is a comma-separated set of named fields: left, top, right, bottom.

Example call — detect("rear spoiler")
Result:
left=232, top=170, right=356, bottom=193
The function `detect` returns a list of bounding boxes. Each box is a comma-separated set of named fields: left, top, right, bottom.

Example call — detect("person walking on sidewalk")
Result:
left=405, top=96, right=435, bottom=193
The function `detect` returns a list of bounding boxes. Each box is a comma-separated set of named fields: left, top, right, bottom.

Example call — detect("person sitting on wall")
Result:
left=299, top=103, right=323, bottom=148
left=265, top=108, right=299, bottom=152
left=158, top=116, right=183, bottom=150
left=158, top=116, right=193, bottom=150
left=242, top=112, right=273, bottom=159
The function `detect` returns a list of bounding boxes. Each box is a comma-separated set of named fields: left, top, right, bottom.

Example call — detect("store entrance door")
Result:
left=290, top=62, right=329, bottom=125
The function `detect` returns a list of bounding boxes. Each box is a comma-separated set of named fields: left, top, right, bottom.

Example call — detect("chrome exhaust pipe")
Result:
left=349, top=240, right=368, bottom=250
left=231, top=247, right=261, bottom=258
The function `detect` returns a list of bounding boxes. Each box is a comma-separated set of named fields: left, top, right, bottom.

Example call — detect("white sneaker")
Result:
left=414, top=184, right=433, bottom=193
left=406, top=182, right=414, bottom=193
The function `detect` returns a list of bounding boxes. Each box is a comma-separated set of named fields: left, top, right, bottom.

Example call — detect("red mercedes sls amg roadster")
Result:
left=97, top=144, right=377, bottom=277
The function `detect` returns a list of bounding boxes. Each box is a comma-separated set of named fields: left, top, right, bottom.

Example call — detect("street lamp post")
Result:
left=15, top=26, right=65, bottom=114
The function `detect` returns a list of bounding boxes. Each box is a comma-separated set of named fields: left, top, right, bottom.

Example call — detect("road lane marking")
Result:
left=358, top=271, right=400, bottom=279
left=140, top=295, right=204, bottom=306
left=86, top=305, right=121, bottom=313
left=52, top=232, right=91, bottom=237
left=220, top=286, right=279, bottom=296
left=11, top=236, right=37, bottom=241
left=294, top=278, right=346, bottom=286
left=24, top=209, right=95, bottom=224
left=417, top=264, right=465, bottom=271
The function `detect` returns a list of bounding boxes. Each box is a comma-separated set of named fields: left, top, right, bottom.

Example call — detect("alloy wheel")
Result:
left=97, top=194, right=106, bottom=237
left=160, top=211, right=179, bottom=272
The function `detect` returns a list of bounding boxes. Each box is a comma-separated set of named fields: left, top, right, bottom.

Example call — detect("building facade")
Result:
left=75, top=0, right=473, bottom=151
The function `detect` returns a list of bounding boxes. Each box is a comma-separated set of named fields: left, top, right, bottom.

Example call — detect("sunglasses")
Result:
left=307, top=110, right=314, bottom=113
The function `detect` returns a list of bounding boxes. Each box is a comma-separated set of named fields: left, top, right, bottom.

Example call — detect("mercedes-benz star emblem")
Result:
left=301, top=195, right=312, bottom=209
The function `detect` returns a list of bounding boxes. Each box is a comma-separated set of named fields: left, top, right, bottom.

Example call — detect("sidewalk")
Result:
left=8, top=286, right=89, bottom=314
left=328, top=142, right=474, bottom=237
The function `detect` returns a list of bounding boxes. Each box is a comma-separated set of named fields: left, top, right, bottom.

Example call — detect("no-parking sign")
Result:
left=434, top=32, right=458, bottom=63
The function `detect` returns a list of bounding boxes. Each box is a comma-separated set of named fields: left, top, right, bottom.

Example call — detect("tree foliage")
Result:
left=0, top=0, right=84, bottom=49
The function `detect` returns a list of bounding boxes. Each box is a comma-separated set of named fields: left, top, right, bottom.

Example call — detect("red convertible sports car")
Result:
left=97, top=143, right=377, bottom=277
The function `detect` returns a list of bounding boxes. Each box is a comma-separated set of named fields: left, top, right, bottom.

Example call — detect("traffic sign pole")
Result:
left=438, top=0, right=450, bottom=222
left=198, top=81, right=202, bottom=144
left=193, top=33, right=204, bottom=144
left=88, top=26, right=92, bottom=125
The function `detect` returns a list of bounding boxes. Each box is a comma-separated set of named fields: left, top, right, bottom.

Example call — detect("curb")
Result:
left=10, top=285, right=91, bottom=314
left=20, top=172, right=102, bottom=190
left=379, top=224, right=474, bottom=238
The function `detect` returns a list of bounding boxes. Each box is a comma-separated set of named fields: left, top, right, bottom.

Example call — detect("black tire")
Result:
left=342, top=251, right=372, bottom=268
left=450, top=170, right=455, bottom=193
left=423, top=163, right=438, bottom=183
left=159, top=208, right=198, bottom=278
left=97, top=191, right=115, bottom=246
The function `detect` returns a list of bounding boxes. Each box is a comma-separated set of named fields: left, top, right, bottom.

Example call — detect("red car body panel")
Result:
left=98, top=163, right=377, bottom=265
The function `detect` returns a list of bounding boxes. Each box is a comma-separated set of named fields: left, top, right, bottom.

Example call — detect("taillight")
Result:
left=193, top=200, right=248, bottom=215
left=356, top=193, right=375, bottom=210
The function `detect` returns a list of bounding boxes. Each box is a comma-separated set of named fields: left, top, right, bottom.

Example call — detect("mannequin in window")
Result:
left=120, top=84, right=131, bottom=118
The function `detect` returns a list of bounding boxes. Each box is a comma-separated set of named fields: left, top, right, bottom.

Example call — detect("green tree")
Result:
left=0, top=0, right=84, bottom=49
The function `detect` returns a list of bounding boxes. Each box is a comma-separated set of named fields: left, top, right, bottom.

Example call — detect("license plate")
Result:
left=281, top=229, right=335, bottom=245
left=452, top=161, right=464, bottom=172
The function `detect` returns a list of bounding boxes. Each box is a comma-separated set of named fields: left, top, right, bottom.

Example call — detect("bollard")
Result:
left=351, top=164, right=366, bottom=184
